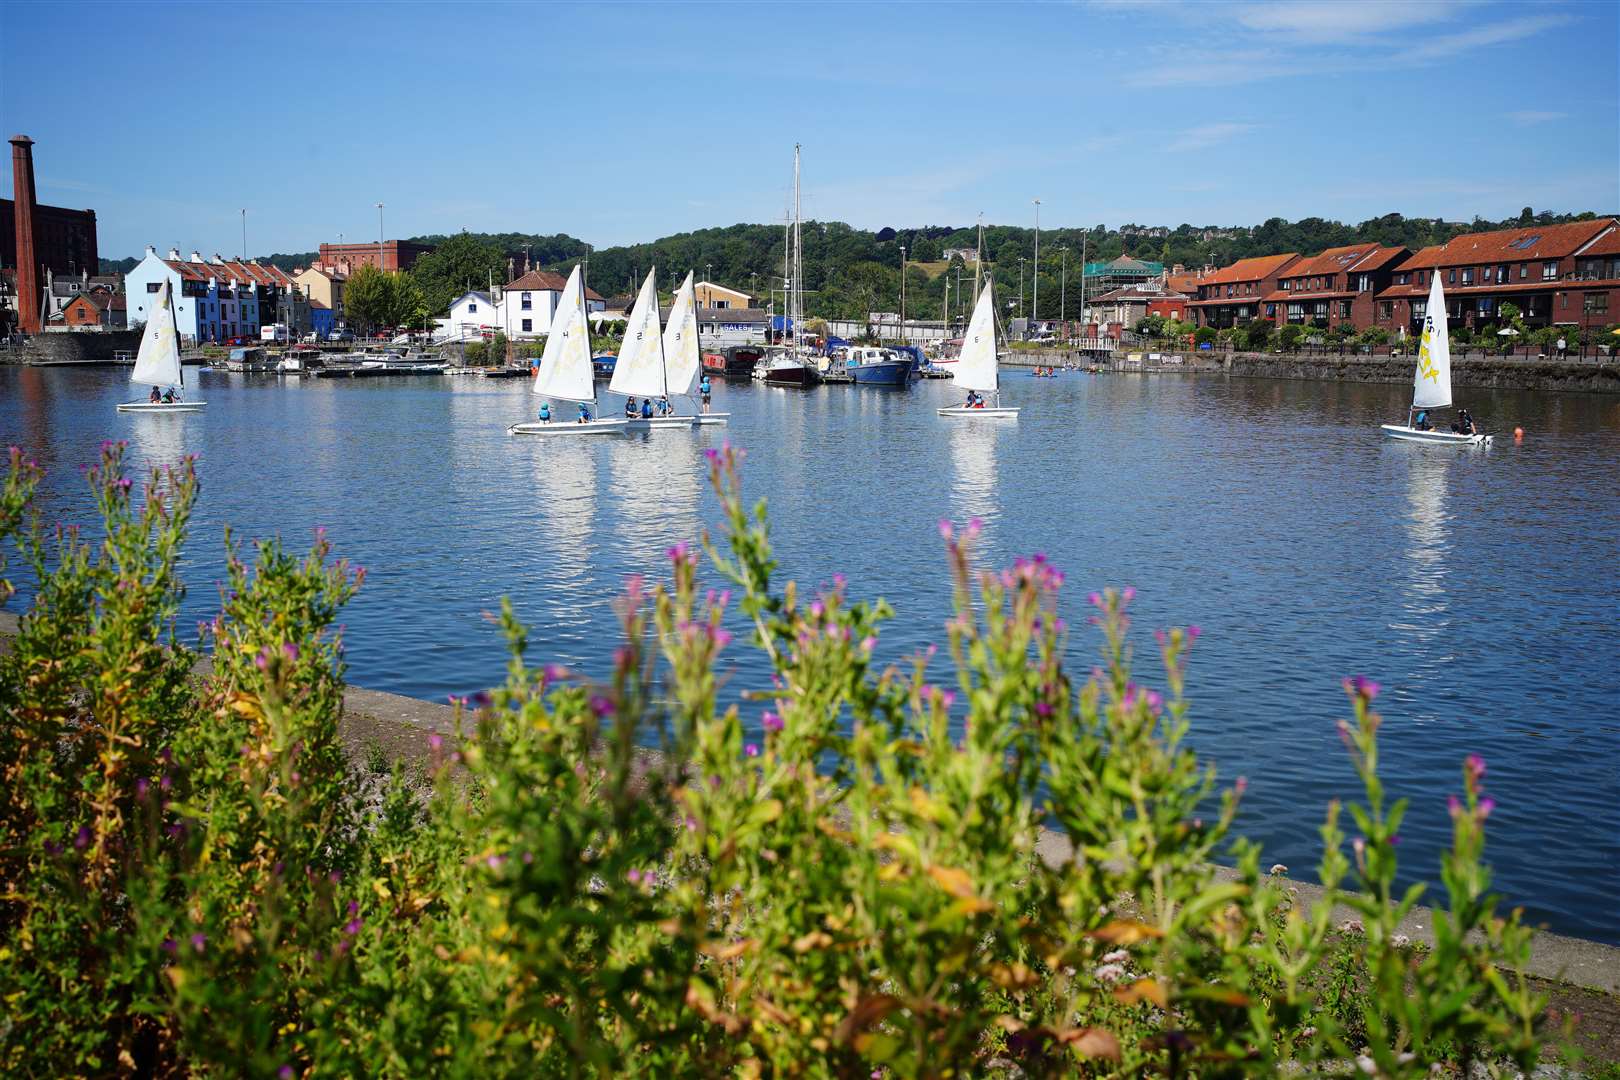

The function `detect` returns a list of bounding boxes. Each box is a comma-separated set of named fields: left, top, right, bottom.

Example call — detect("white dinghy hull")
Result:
left=625, top=415, right=699, bottom=431
left=693, top=413, right=730, bottom=426
left=938, top=405, right=1019, bottom=418
left=1379, top=424, right=1489, bottom=446
left=508, top=418, right=629, bottom=436
left=117, top=401, right=207, bottom=413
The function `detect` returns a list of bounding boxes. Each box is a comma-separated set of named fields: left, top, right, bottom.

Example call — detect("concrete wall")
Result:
left=20, top=327, right=143, bottom=364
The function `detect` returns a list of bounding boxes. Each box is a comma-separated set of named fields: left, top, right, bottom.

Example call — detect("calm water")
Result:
left=3, top=365, right=1618, bottom=943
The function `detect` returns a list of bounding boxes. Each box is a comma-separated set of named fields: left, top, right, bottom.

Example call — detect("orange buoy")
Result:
left=1514, top=426, right=1524, bottom=442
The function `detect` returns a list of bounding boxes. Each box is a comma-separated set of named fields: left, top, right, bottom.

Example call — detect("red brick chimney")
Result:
left=10, top=134, right=40, bottom=334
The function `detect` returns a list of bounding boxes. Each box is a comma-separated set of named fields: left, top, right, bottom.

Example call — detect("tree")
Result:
left=409, top=233, right=507, bottom=316
left=1277, top=324, right=1307, bottom=351
left=346, top=266, right=423, bottom=333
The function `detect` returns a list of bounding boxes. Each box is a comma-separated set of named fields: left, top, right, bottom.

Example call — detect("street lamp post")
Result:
left=240, top=209, right=247, bottom=261
left=1032, top=198, right=1040, bottom=328
left=1019, top=258, right=1026, bottom=329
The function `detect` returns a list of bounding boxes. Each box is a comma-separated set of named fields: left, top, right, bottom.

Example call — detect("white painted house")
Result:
left=436, top=272, right=608, bottom=342
left=123, top=245, right=297, bottom=343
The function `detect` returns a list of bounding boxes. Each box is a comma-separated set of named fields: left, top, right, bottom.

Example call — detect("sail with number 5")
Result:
left=1413, top=270, right=1451, bottom=410
left=532, top=264, right=596, bottom=403
left=952, top=275, right=1000, bottom=393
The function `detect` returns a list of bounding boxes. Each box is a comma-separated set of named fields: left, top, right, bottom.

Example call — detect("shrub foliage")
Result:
left=0, top=443, right=1544, bottom=1077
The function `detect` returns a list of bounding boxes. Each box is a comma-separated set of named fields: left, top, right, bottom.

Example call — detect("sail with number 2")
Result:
left=608, top=269, right=667, bottom=399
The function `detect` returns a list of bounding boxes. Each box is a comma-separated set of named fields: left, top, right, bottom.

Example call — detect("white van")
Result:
left=260, top=323, right=289, bottom=344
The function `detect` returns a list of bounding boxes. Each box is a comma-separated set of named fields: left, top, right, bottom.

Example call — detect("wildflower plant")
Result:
left=0, top=443, right=1547, bottom=1077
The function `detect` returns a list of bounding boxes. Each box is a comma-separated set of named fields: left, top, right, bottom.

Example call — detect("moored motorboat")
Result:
left=845, top=346, right=911, bottom=386
left=761, top=350, right=818, bottom=386
left=722, top=345, right=762, bottom=380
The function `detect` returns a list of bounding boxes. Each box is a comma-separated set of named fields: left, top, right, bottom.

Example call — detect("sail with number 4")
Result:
left=532, top=264, right=595, bottom=402
left=608, top=269, right=666, bottom=399
left=952, top=275, right=999, bottom=393
left=131, top=279, right=184, bottom=388
left=1412, top=271, right=1452, bottom=410
left=662, top=271, right=701, bottom=397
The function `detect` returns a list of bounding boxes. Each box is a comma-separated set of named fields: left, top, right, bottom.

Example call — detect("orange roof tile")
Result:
left=1201, top=253, right=1299, bottom=284
left=1578, top=226, right=1620, bottom=257
left=1422, top=219, right=1616, bottom=266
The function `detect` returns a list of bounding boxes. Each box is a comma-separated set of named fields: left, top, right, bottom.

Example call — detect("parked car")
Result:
left=225, top=335, right=251, bottom=346
left=301, top=331, right=321, bottom=344
left=327, top=329, right=354, bottom=343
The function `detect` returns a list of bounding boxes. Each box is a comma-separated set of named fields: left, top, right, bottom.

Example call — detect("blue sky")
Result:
left=3, top=0, right=1615, bottom=259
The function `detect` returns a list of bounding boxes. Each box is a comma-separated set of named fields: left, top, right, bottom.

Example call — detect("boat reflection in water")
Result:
left=606, top=429, right=702, bottom=569
left=518, top=439, right=600, bottom=652
left=947, top=410, right=1006, bottom=533
left=1391, top=448, right=1455, bottom=690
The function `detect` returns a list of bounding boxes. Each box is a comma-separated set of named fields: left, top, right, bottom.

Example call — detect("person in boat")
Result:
left=1453, top=408, right=1475, bottom=435
left=577, top=402, right=592, bottom=423
left=699, top=376, right=712, bottom=414
left=161, top=387, right=176, bottom=404
left=640, top=397, right=654, bottom=419
left=537, top=401, right=552, bottom=424
left=148, top=386, right=161, bottom=403
left=1413, top=409, right=1432, bottom=431
left=658, top=395, right=672, bottom=416
left=624, top=396, right=637, bottom=418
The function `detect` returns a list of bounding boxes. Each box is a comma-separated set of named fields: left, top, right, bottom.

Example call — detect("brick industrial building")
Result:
left=1189, top=219, right=1620, bottom=336
left=6, top=134, right=101, bottom=334
left=316, top=239, right=433, bottom=274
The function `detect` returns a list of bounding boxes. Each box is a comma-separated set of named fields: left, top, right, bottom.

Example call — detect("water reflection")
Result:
left=947, top=417, right=1004, bottom=528
left=606, top=433, right=702, bottom=566
left=523, top=440, right=598, bottom=594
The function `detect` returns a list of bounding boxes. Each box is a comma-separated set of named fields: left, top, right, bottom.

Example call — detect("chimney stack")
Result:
left=169, top=247, right=181, bottom=260
left=10, top=135, right=40, bottom=334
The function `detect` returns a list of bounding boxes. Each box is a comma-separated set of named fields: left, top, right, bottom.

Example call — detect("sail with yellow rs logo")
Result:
left=1412, top=270, right=1452, bottom=410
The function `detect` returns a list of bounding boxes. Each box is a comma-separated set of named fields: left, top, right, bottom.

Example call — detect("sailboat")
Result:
left=761, top=144, right=820, bottom=389
left=608, top=269, right=680, bottom=431
left=938, top=274, right=1017, bottom=417
left=1379, top=272, right=1488, bottom=445
left=663, top=271, right=728, bottom=426
left=509, top=264, right=627, bottom=435
left=116, top=280, right=205, bottom=413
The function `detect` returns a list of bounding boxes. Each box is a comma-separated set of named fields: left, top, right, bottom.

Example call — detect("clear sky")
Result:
left=3, top=0, right=1615, bottom=260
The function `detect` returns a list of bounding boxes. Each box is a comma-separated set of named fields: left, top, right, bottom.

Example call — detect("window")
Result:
left=1265, top=303, right=1276, bottom=317
left=1448, top=269, right=1456, bottom=284
left=1395, top=272, right=1409, bottom=285
left=1483, top=266, right=1493, bottom=282
left=1378, top=301, right=1393, bottom=320
left=714, top=300, right=730, bottom=309
left=467, top=301, right=477, bottom=312
left=521, top=318, right=533, bottom=332
left=1412, top=301, right=1426, bottom=319
left=1584, top=292, right=1609, bottom=314
left=147, top=282, right=161, bottom=292
left=1460, top=268, right=1473, bottom=285
left=1518, top=264, right=1527, bottom=279
left=1338, top=300, right=1353, bottom=318
left=1478, top=298, right=1494, bottom=316
left=1357, top=274, right=1370, bottom=292
left=1560, top=293, right=1568, bottom=309
left=1542, top=261, right=1558, bottom=281
left=521, top=292, right=532, bottom=310
left=1282, top=280, right=1291, bottom=291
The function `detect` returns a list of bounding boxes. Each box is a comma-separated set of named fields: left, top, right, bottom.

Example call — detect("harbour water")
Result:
left=3, top=365, right=1618, bottom=943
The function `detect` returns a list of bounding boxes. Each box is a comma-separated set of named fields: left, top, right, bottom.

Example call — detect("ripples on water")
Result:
left=3, top=366, right=1618, bottom=943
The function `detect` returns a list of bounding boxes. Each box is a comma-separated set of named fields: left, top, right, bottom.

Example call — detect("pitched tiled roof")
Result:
left=1165, top=270, right=1205, bottom=293
left=1200, top=253, right=1299, bottom=284
left=163, top=258, right=297, bottom=288
left=1413, top=220, right=1616, bottom=267
left=1281, top=244, right=1408, bottom=279
left=1579, top=226, right=1620, bottom=257
left=1090, top=284, right=1188, bottom=302
left=504, top=269, right=606, bottom=301
left=1399, top=245, right=1448, bottom=270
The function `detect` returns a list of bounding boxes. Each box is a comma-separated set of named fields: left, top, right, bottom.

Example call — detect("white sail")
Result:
left=532, top=264, right=596, bottom=402
left=662, top=271, right=701, bottom=397
left=608, top=269, right=667, bottom=398
left=130, top=280, right=183, bottom=387
left=952, top=275, right=999, bottom=393
left=1412, top=271, right=1452, bottom=410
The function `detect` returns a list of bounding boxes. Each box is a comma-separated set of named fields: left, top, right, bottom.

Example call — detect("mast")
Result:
left=972, top=214, right=984, bottom=304
left=172, top=286, right=184, bottom=389
left=583, top=269, right=598, bottom=408
left=792, top=143, right=802, bottom=349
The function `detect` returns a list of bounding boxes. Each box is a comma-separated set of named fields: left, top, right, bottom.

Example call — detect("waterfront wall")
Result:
left=1004, top=348, right=1620, bottom=394
left=13, top=329, right=144, bottom=366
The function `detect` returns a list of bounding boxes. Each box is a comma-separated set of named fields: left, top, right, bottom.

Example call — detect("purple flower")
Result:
left=744, top=743, right=759, bottom=758
left=190, top=932, right=207, bottom=953
left=860, top=635, right=876, bottom=652
left=1342, top=675, right=1381, bottom=701
left=136, top=778, right=149, bottom=798
left=281, top=642, right=299, bottom=663
left=428, top=733, right=444, bottom=753
left=1234, top=776, right=1248, bottom=795
left=1087, top=591, right=1103, bottom=609
left=761, top=711, right=783, bottom=733
left=1186, top=625, right=1202, bottom=640
left=484, top=854, right=505, bottom=871
left=1465, top=753, right=1486, bottom=782
left=161, top=938, right=177, bottom=955
left=347, top=900, right=359, bottom=916
left=589, top=695, right=615, bottom=718
left=810, top=600, right=824, bottom=619
left=704, top=447, right=720, bottom=464
left=1477, top=797, right=1496, bottom=819
left=74, top=825, right=92, bottom=850
left=711, top=627, right=733, bottom=649
left=937, top=518, right=953, bottom=540
left=667, top=541, right=690, bottom=562
left=627, top=868, right=643, bottom=884
left=543, top=663, right=567, bottom=683
left=255, top=647, right=272, bottom=671
left=279, top=1067, right=295, bottom=1080
left=1122, top=586, right=1136, bottom=603
left=470, top=691, right=491, bottom=709
left=1448, top=793, right=1463, bottom=818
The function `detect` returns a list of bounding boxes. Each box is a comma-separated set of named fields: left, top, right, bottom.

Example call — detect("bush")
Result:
left=1192, top=325, right=1218, bottom=346
left=1240, top=321, right=1274, bottom=351
left=1277, top=324, right=1308, bottom=351
left=1136, top=315, right=1166, bottom=337
left=1357, top=327, right=1391, bottom=347
left=0, top=444, right=1546, bottom=1077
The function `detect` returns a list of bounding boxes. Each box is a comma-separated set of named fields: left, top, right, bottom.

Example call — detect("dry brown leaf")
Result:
left=792, top=930, right=833, bottom=953
left=1061, top=1026, right=1122, bottom=1060
left=1088, top=919, right=1164, bottom=945
left=833, top=993, right=900, bottom=1043
left=1112, top=978, right=1169, bottom=1009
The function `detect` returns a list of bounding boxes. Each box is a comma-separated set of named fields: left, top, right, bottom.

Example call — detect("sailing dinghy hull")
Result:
left=938, top=406, right=1019, bottom=418
left=508, top=419, right=628, bottom=436
left=1379, top=424, right=1489, bottom=445
left=117, top=401, right=207, bottom=413
left=693, top=413, right=730, bottom=426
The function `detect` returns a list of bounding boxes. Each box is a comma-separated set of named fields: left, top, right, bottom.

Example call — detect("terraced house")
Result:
left=1372, top=219, right=1620, bottom=336
left=1268, top=244, right=1410, bottom=328
left=1187, top=253, right=1300, bottom=328
left=123, top=246, right=300, bottom=343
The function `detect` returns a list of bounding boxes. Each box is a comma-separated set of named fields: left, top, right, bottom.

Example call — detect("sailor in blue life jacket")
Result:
left=699, top=377, right=712, bottom=413
left=658, top=395, right=672, bottom=415
left=640, top=397, right=654, bottom=419
left=1414, top=409, right=1431, bottom=431
left=624, top=396, right=638, bottom=418
left=578, top=402, right=592, bottom=423
left=538, top=401, right=552, bottom=423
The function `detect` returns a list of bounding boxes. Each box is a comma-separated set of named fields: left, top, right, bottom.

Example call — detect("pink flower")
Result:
left=1186, top=625, right=1202, bottom=640
left=1087, top=591, right=1103, bottom=608
left=937, top=518, right=953, bottom=540
left=1121, top=586, right=1136, bottom=603
left=761, top=711, right=783, bottom=733
left=281, top=642, right=299, bottom=663
left=1465, top=753, right=1486, bottom=782
left=744, top=743, right=759, bottom=758
left=589, top=695, right=615, bottom=717
left=1342, top=674, right=1381, bottom=701
left=543, top=663, right=568, bottom=683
